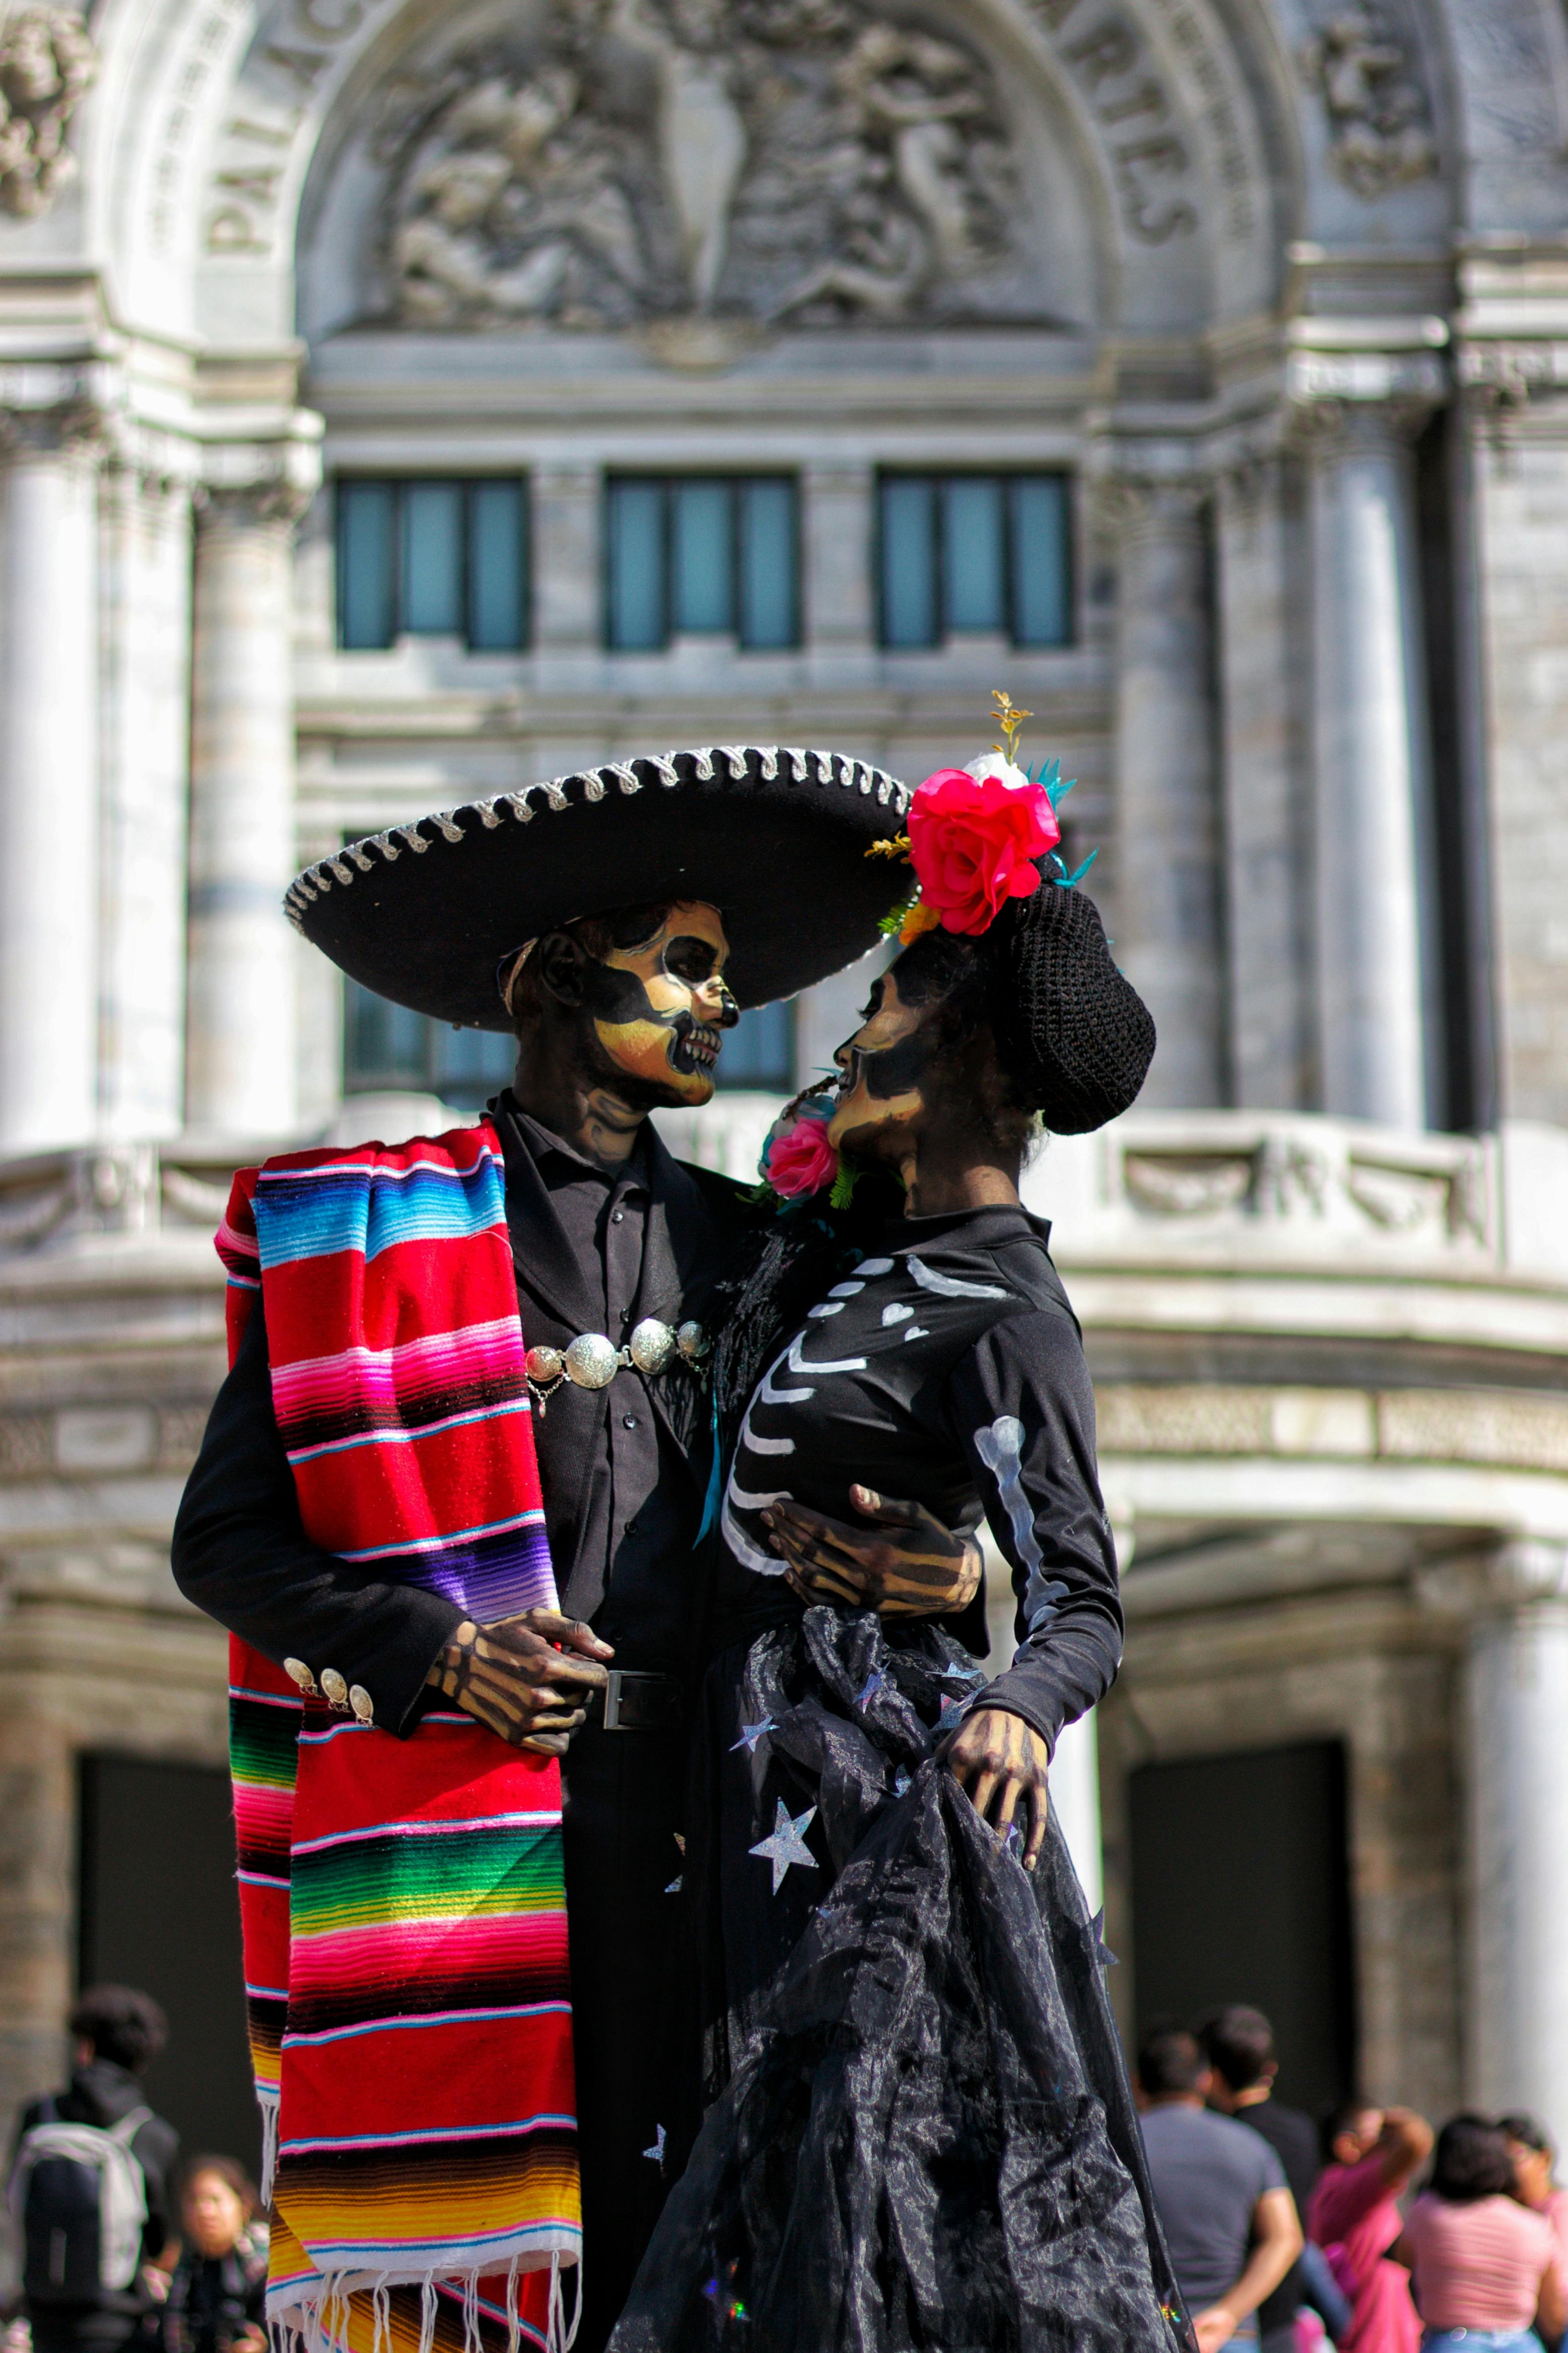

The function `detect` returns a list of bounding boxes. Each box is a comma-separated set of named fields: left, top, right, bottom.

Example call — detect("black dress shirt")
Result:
left=494, top=1102, right=710, bottom=1666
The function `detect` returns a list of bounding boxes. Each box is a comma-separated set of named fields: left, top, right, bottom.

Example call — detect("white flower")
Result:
left=965, top=751, right=1032, bottom=792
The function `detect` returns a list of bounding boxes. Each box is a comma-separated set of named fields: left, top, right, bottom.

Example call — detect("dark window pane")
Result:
left=608, top=480, right=667, bottom=650
left=738, top=479, right=797, bottom=649
left=79, top=1755, right=257, bottom=2178
left=718, top=1001, right=794, bottom=1091
left=433, top=1025, right=516, bottom=1108
left=402, top=482, right=464, bottom=634
left=338, top=482, right=396, bottom=649
left=880, top=477, right=938, bottom=649
left=942, top=476, right=1005, bottom=632
left=1010, top=476, right=1071, bottom=646
left=468, top=480, right=526, bottom=650
left=345, top=979, right=429, bottom=1090
left=671, top=479, right=734, bottom=634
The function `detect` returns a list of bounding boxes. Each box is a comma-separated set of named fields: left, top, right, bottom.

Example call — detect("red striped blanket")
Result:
left=218, top=1125, right=578, bottom=2353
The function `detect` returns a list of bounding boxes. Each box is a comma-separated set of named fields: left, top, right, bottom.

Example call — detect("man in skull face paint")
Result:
left=172, top=754, right=985, bottom=2353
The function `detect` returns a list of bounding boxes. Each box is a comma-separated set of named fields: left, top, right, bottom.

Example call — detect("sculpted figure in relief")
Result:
left=1299, top=5, right=1438, bottom=199
left=380, top=0, right=1040, bottom=331
left=0, top=6, right=95, bottom=219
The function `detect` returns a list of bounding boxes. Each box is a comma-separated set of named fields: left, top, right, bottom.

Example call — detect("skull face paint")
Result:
left=581, top=900, right=739, bottom=1105
left=827, top=957, right=949, bottom=1151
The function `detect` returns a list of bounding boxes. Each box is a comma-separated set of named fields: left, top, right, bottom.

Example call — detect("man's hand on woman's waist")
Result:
left=762, top=1486, right=982, bottom=1618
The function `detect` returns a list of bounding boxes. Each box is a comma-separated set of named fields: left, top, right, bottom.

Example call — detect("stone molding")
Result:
left=0, top=1139, right=247, bottom=1256
left=1099, top=1383, right=1568, bottom=1477
left=1040, top=1109, right=1494, bottom=1268
left=0, top=6, right=96, bottom=220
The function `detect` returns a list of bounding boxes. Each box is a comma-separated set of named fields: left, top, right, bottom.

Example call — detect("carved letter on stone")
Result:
left=376, top=0, right=1047, bottom=333
left=0, top=7, right=95, bottom=218
left=1299, top=7, right=1437, bottom=199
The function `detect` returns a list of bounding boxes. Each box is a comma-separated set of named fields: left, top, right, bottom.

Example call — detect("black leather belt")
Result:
left=586, top=1669, right=684, bottom=1733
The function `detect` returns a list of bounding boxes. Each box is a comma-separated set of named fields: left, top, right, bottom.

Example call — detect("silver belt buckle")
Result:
left=601, top=1668, right=630, bottom=1730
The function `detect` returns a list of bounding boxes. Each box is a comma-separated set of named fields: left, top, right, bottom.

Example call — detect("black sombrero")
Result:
left=287, top=745, right=911, bottom=1028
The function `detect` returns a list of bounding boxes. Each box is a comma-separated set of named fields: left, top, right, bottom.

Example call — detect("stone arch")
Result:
left=80, top=0, right=1311, bottom=353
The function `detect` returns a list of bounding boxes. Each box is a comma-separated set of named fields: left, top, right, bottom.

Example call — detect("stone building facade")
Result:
left=0, top=0, right=1566, bottom=2170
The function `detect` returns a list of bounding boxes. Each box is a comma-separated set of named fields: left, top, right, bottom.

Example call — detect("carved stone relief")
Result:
left=0, top=7, right=95, bottom=218
left=1298, top=6, right=1437, bottom=199
left=374, top=0, right=1051, bottom=330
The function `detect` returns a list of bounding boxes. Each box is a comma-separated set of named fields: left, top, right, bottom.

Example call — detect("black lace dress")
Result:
left=609, top=1206, right=1190, bottom=2353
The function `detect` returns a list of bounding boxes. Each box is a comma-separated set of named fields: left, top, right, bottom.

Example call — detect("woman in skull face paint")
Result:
left=610, top=855, right=1196, bottom=2353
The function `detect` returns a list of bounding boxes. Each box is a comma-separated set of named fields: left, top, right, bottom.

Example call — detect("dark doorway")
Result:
left=78, top=1752, right=258, bottom=2178
left=1128, top=1740, right=1355, bottom=2116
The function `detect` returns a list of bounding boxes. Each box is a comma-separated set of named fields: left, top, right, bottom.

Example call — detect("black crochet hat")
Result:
left=985, top=877, right=1155, bottom=1131
left=286, top=744, right=912, bottom=1026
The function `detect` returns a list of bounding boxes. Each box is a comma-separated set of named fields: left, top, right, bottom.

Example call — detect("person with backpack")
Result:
left=9, top=1987, right=179, bottom=2353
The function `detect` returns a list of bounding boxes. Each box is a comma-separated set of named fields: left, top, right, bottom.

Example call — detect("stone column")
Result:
left=186, top=449, right=317, bottom=1134
left=533, top=462, right=601, bottom=664
left=1466, top=1543, right=1568, bottom=2152
left=1109, top=477, right=1225, bottom=1109
left=1215, top=457, right=1311, bottom=1109
left=803, top=460, right=875, bottom=685
left=0, top=395, right=104, bottom=1155
left=99, top=451, right=194, bottom=1139
left=1301, top=397, right=1441, bottom=1129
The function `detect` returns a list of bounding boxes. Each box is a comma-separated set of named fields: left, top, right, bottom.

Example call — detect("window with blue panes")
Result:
left=345, top=983, right=794, bottom=1102
left=344, top=980, right=516, bottom=1109
left=606, top=476, right=799, bottom=652
left=336, top=478, right=529, bottom=651
left=720, top=1001, right=795, bottom=1092
left=878, top=473, right=1072, bottom=650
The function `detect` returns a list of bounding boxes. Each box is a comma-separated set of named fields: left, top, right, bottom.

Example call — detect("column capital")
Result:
left=1087, top=462, right=1209, bottom=539
left=194, top=417, right=323, bottom=528
left=0, top=359, right=118, bottom=465
left=1416, top=1540, right=1568, bottom=1623
left=1286, top=343, right=1448, bottom=451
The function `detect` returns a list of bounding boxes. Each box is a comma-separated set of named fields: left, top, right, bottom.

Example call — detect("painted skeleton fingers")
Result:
left=940, top=1706, right=1052, bottom=1873
left=428, top=1607, right=613, bottom=1753
left=763, top=1483, right=983, bottom=1617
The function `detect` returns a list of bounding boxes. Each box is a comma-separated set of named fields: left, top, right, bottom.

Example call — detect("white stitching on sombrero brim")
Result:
left=283, top=747, right=911, bottom=931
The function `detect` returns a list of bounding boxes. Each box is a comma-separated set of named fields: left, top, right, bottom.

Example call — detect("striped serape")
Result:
left=219, top=1125, right=579, bottom=2353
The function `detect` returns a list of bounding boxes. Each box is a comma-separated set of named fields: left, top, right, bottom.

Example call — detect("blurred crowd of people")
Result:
left=1138, top=2003, right=1568, bottom=2353
left=5, top=1989, right=265, bottom=2353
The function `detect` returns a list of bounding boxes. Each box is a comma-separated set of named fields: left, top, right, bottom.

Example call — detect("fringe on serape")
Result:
left=219, top=1126, right=581, bottom=2353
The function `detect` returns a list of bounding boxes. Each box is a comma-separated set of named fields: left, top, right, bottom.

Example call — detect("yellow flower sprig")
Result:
left=990, top=689, right=1033, bottom=763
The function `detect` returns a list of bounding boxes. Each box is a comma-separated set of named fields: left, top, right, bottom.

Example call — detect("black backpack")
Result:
left=8, top=2098, right=150, bottom=2306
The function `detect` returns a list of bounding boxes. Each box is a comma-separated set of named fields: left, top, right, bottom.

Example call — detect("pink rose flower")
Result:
left=906, top=765, right=1060, bottom=938
left=765, top=1116, right=839, bottom=1199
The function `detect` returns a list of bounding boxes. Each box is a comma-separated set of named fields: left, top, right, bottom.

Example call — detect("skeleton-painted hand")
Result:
left=940, top=1705, right=1051, bottom=1871
left=428, top=1609, right=613, bottom=1754
left=763, top=1484, right=982, bottom=1618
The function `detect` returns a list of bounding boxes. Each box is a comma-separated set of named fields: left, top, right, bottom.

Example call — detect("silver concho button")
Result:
left=349, top=1684, right=375, bottom=1725
left=525, top=1345, right=564, bottom=1385
left=627, top=1318, right=674, bottom=1376
left=283, top=1657, right=317, bottom=1696
left=564, top=1332, right=621, bottom=1389
left=320, top=1668, right=350, bottom=1709
left=676, top=1320, right=710, bottom=1364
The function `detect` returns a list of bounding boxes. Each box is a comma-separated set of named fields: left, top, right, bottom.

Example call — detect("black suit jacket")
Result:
left=171, top=1119, right=751, bottom=1734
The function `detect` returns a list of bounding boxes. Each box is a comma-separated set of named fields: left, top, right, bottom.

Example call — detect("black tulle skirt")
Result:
left=609, top=1606, right=1192, bottom=2353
